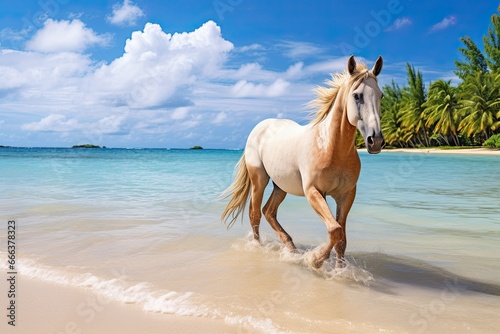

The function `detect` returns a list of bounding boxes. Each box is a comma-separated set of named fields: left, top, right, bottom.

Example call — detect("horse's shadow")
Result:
left=348, top=252, right=500, bottom=297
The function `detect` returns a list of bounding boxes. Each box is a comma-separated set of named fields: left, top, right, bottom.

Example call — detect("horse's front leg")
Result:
left=333, top=186, right=356, bottom=269
left=305, top=187, right=343, bottom=269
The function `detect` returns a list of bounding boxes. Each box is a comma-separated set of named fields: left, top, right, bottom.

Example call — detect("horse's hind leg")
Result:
left=263, top=183, right=296, bottom=251
left=248, top=166, right=269, bottom=242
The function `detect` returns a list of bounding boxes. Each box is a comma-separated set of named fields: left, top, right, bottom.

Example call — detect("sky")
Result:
left=0, top=0, right=498, bottom=148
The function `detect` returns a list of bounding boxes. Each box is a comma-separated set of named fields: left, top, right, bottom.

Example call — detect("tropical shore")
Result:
left=381, top=147, right=500, bottom=156
left=1, top=276, right=238, bottom=334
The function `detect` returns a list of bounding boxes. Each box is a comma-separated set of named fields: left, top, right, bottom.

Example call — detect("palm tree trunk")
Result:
left=442, top=135, right=450, bottom=146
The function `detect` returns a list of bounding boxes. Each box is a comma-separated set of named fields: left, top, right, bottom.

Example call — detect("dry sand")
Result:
left=1, top=276, right=238, bottom=334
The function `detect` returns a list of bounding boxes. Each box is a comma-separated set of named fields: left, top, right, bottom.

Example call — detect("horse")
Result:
left=221, top=55, right=385, bottom=269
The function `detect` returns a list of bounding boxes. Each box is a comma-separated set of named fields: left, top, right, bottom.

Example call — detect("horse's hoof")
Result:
left=285, top=241, right=297, bottom=253
left=335, top=260, right=346, bottom=269
left=307, top=252, right=324, bottom=269
left=312, top=259, right=323, bottom=269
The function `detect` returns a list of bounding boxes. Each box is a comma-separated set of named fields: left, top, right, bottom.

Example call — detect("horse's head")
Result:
left=346, top=55, right=385, bottom=154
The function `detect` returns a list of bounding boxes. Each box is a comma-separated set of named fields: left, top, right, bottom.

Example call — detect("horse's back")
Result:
left=245, top=118, right=307, bottom=196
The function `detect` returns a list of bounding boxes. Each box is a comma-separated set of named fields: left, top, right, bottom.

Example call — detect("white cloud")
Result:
left=1, top=27, right=31, bottom=42
left=2, top=19, right=357, bottom=148
left=279, top=41, right=324, bottom=59
left=98, top=115, right=126, bottom=134
left=285, top=62, right=304, bottom=78
left=22, top=114, right=81, bottom=132
left=235, top=43, right=265, bottom=53
left=68, top=12, right=84, bottom=20
left=231, top=78, right=290, bottom=98
left=302, top=57, right=352, bottom=75
left=25, top=19, right=110, bottom=53
left=385, top=17, right=412, bottom=31
left=212, top=111, right=227, bottom=124
left=107, top=0, right=145, bottom=27
left=171, top=107, right=190, bottom=120
left=90, top=20, right=233, bottom=109
left=0, top=48, right=93, bottom=93
left=429, top=15, right=457, bottom=32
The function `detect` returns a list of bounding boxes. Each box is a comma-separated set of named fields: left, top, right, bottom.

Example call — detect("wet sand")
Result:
left=1, top=276, right=238, bottom=334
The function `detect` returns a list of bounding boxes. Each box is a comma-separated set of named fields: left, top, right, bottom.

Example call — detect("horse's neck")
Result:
left=316, top=93, right=357, bottom=157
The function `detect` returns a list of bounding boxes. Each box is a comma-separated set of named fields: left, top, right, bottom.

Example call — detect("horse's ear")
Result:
left=348, top=55, right=356, bottom=75
left=372, top=56, right=383, bottom=76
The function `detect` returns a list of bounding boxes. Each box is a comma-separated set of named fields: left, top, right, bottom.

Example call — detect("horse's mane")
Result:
left=309, top=62, right=376, bottom=125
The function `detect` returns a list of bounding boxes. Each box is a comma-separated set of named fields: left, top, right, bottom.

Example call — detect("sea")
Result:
left=0, top=147, right=499, bottom=333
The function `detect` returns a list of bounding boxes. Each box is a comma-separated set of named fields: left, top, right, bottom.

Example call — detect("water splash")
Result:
left=232, top=232, right=374, bottom=285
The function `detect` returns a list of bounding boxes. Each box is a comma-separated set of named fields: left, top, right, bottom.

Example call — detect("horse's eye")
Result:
left=353, top=93, right=359, bottom=101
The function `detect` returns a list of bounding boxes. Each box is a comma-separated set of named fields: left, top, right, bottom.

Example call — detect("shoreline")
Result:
left=360, top=147, right=500, bottom=156
left=1, top=276, right=239, bottom=334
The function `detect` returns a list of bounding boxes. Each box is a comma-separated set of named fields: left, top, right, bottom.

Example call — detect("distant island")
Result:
left=72, top=144, right=105, bottom=149
left=190, top=145, right=203, bottom=150
left=0, top=145, right=12, bottom=148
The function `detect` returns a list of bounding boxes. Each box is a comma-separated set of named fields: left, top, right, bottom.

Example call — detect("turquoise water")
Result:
left=0, top=148, right=499, bottom=333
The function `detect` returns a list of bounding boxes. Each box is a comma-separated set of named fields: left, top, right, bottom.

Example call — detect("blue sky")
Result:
left=0, top=0, right=498, bottom=148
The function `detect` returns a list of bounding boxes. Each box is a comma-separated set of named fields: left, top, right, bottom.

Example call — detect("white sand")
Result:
left=374, top=147, right=500, bottom=156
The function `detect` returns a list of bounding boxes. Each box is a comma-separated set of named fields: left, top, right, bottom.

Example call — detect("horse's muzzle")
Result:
left=366, top=134, right=385, bottom=154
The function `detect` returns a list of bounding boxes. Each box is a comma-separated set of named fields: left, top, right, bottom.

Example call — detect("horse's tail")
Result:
left=220, top=152, right=251, bottom=229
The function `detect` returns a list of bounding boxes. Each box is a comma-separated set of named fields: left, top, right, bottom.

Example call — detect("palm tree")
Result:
left=381, top=81, right=406, bottom=147
left=422, top=80, right=461, bottom=146
left=458, top=72, right=500, bottom=140
left=455, top=36, right=488, bottom=80
left=399, top=63, right=429, bottom=147
left=483, top=5, right=500, bottom=73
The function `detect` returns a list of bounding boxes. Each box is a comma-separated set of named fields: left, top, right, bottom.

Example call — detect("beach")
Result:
left=1, top=147, right=499, bottom=333
left=2, top=277, right=237, bottom=334
left=382, top=147, right=500, bottom=155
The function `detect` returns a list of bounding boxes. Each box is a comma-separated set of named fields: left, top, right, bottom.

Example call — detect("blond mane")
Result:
left=309, top=63, right=376, bottom=125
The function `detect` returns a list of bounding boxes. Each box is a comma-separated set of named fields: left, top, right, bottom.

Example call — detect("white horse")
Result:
left=222, top=55, right=384, bottom=269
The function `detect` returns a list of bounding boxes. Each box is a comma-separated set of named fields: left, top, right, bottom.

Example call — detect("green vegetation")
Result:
left=190, top=145, right=203, bottom=150
left=375, top=6, right=500, bottom=149
left=72, top=144, right=102, bottom=148
left=483, top=133, right=500, bottom=148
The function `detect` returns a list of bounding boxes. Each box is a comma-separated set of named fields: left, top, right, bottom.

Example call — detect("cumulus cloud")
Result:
left=107, top=0, right=145, bottom=27
left=90, top=20, right=233, bottom=108
left=25, top=19, right=111, bottom=53
left=429, top=15, right=457, bottom=32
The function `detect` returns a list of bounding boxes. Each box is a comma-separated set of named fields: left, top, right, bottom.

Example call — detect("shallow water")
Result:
left=0, top=148, right=499, bottom=333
